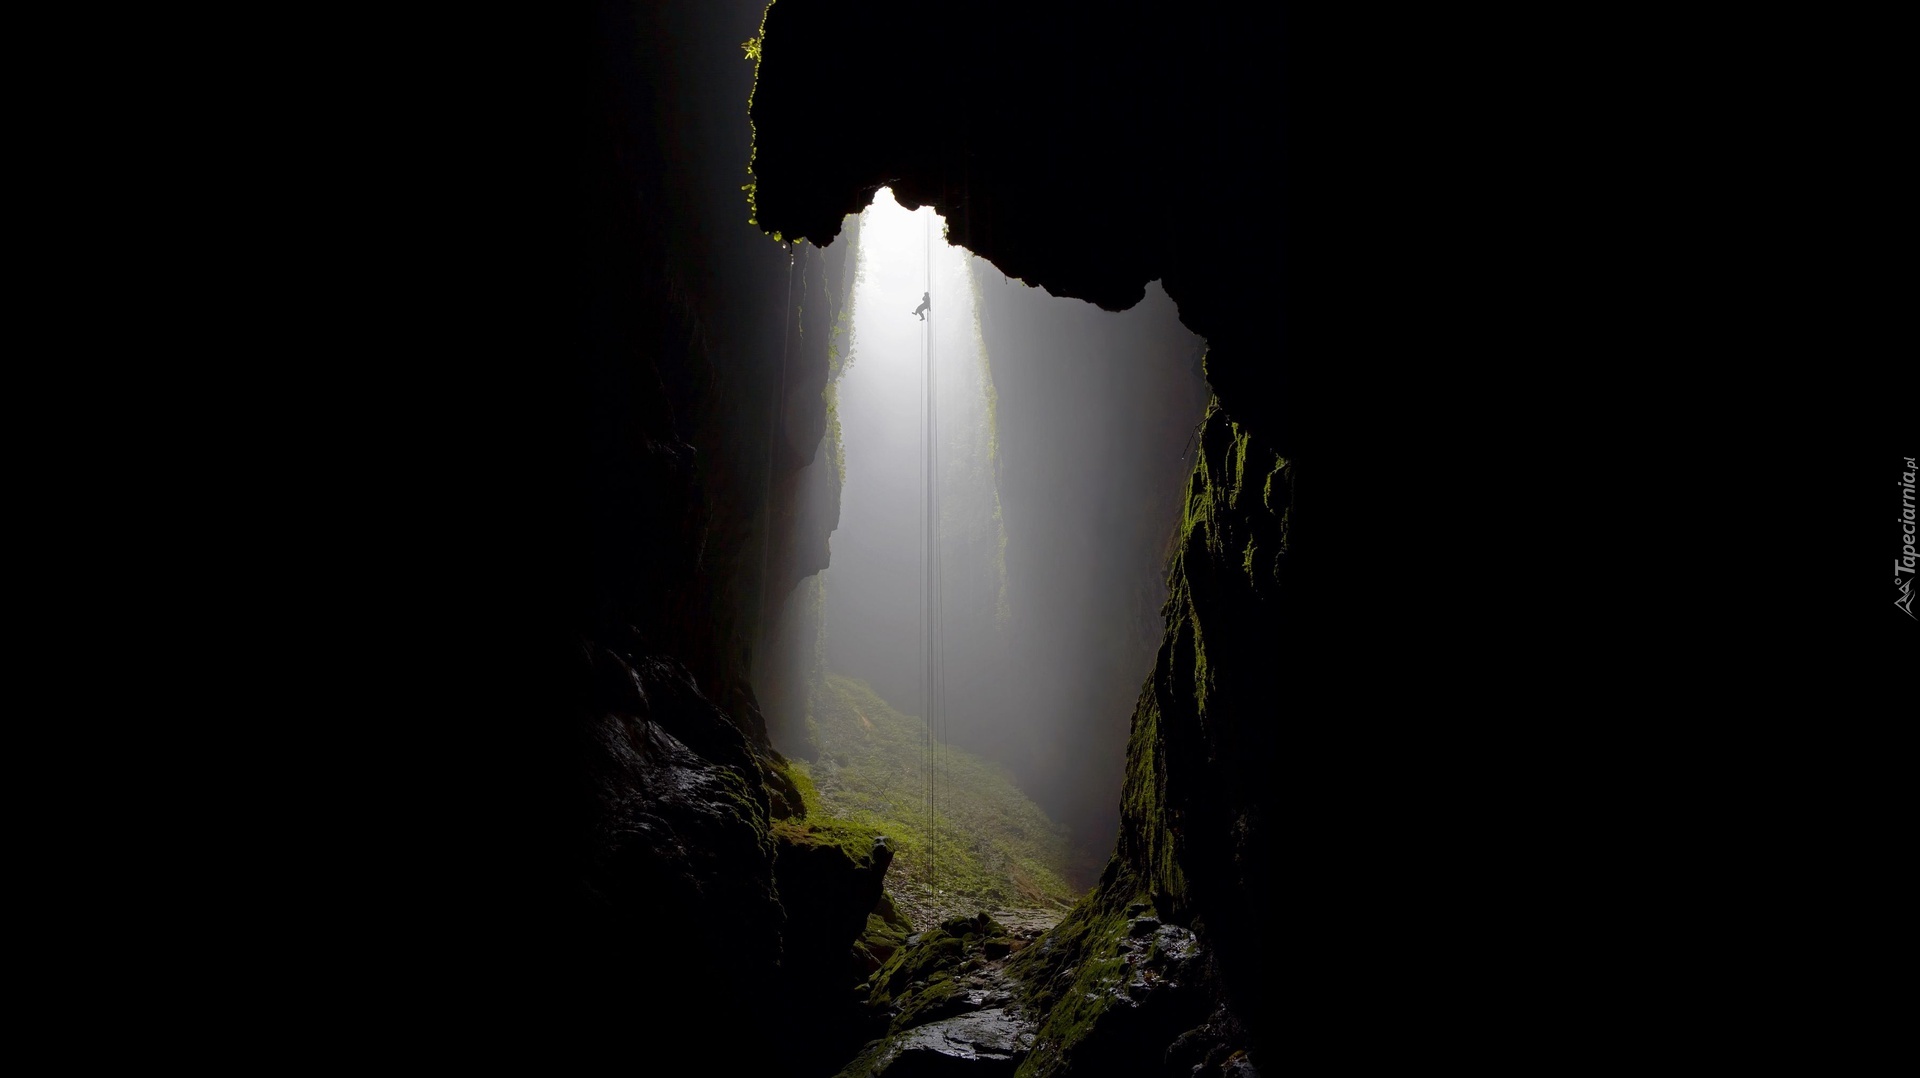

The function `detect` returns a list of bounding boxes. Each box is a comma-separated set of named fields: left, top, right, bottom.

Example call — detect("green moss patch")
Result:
left=852, top=890, right=914, bottom=973
left=771, top=816, right=885, bottom=866
left=798, top=674, right=1081, bottom=916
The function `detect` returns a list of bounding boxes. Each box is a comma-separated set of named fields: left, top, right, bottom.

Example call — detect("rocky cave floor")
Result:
left=838, top=909, right=1060, bottom=1077
left=887, top=882, right=1073, bottom=939
left=838, top=901, right=1255, bottom=1078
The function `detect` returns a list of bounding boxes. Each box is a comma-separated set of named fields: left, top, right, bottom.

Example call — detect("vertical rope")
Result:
left=928, top=212, right=938, bottom=900
left=924, top=208, right=935, bottom=899
left=933, top=225, right=947, bottom=906
left=918, top=212, right=930, bottom=900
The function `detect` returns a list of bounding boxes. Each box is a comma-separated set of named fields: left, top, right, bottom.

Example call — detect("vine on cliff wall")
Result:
left=742, top=3, right=782, bottom=239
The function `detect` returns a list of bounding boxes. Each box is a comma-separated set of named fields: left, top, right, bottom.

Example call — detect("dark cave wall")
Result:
left=749, top=0, right=1296, bottom=451
left=568, top=0, right=793, bottom=714
left=528, top=2, right=876, bottom=1064
left=765, top=221, right=860, bottom=614
left=755, top=216, right=862, bottom=758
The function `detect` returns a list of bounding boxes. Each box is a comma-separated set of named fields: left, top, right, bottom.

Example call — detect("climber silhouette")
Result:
left=911, top=291, right=930, bottom=321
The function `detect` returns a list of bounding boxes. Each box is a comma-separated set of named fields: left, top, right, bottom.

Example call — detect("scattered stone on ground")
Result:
left=836, top=906, right=1067, bottom=1077
left=883, top=864, right=1076, bottom=934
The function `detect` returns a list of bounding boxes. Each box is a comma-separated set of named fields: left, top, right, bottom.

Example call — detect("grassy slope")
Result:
left=794, top=673, right=1080, bottom=919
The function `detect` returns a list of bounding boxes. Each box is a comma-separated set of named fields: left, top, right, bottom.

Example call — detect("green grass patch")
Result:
left=796, top=674, right=1081, bottom=913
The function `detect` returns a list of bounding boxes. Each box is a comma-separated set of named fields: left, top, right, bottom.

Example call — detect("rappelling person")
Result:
left=911, top=291, right=930, bottom=321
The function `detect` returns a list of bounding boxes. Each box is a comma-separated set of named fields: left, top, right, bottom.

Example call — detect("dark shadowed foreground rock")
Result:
left=775, top=820, right=893, bottom=969
left=574, top=647, right=902, bottom=1072
left=871, top=1010, right=1035, bottom=1076
left=855, top=889, right=915, bottom=976
left=578, top=649, right=785, bottom=1021
left=1008, top=881, right=1231, bottom=1078
left=836, top=912, right=1050, bottom=1077
left=835, top=896, right=1249, bottom=1077
left=769, top=823, right=906, bottom=1071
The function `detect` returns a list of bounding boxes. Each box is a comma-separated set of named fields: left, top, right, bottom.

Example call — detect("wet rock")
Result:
left=1003, top=896, right=1218, bottom=1076
left=580, top=653, right=783, bottom=1000
left=839, top=909, right=1055, bottom=1076
left=940, top=912, right=1007, bottom=940
left=983, top=938, right=1013, bottom=960
left=869, top=1010, right=1036, bottom=1076
left=856, top=890, right=915, bottom=972
left=1151, top=924, right=1199, bottom=968
left=1165, top=1026, right=1213, bottom=1073
left=764, top=752, right=808, bottom=820
left=773, top=817, right=893, bottom=984
left=1220, top=1056, right=1262, bottom=1078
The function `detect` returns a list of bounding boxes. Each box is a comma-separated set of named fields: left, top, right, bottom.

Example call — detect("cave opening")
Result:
left=754, top=186, right=1209, bottom=933
left=544, top=4, right=1295, bottom=1072
left=371, top=3, right=1764, bottom=1074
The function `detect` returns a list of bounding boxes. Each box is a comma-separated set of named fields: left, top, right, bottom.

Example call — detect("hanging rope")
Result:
left=930, top=214, right=947, bottom=906
left=915, top=207, right=951, bottom=904
left=924, top=209, right=937, bottom=899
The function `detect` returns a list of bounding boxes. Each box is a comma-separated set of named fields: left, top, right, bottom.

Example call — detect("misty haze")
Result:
left=756, top=188, right=1207, bottom=925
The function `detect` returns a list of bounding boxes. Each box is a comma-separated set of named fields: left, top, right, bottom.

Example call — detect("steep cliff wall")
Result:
left=971, top=268, right=1209, bottom=869
left=756, top=216, right=862, bottom=756
left=507, top=3, right=883, bottom=1065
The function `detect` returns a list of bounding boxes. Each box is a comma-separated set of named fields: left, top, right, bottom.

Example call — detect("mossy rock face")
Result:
left=890, top=972, right=966, bottom=1031
left=1002, top=866, right=1223, bottom=1077
left=767, top=815, right=901, bottom=1073
left=773, top=817, right=894, bottom=980
left=870, top=933, right=967, bottom=1012
left=764, top=752, right=809, bottom=820
left=854, top=890, right=914, bottom=973
left=835, top=909, right=1040, bottom=1078
left=775, top=817, right=890, bottom=869
left=1007, top=401, right=1286, bottom=1073
left=864, top=910, right=1015, bottom=1021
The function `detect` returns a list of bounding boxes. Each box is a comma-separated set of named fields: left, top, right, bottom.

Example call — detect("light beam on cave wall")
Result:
left=822, top=188, right=1007, bottom=748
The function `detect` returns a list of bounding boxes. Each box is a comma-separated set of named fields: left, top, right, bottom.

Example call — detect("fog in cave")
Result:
left=766, top=189, right=1208, bottom=883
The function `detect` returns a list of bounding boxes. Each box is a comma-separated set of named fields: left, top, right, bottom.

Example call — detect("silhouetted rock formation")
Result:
left=485, top=2, right=884, bottom=1067
left=751, top=0, right=1297, bottom=453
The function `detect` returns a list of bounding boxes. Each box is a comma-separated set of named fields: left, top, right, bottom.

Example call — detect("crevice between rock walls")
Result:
left=1006, top=404, right=1291, bottom=1077
left=748, top=1, right=1298, bottom=1067
left=522, top=3, right=889, bottom=1067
